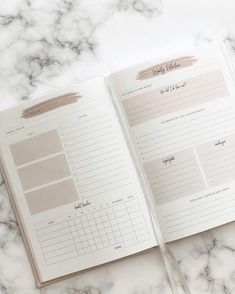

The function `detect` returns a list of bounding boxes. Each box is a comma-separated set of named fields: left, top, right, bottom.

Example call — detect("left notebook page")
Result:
left=0, top=77, right=156, bottom=285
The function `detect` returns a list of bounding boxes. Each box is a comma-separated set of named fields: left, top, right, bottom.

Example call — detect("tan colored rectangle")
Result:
left=144, top=148, right=205, bottom=204
left=17, top=154, right=70, bottom=190
left=197, top=133, right=235, bottom=187
left=25, top=178, right=78, bottom=214
left=10, top=130, right=63, bottom=166
left=123, top=70, right=228, bottom=126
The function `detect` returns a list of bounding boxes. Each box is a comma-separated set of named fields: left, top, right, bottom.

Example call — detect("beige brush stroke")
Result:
left=21, top=93, right=81, bottom=119
left=137, top=56, right=197, bottom=80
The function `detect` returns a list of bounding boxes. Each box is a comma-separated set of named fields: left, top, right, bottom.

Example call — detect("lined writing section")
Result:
left=36, top=197, right=150, bottom=265
left=136, top=107, right=235, bottom=161
left=123, top=70, right=228, bottom=126
left=144, top=148, right=205, bottom=205
left=159, top=187, right=235, bottom=241
left=197, top=133, right=235, bottom=187
left=59, top=112, right=132, bottom=199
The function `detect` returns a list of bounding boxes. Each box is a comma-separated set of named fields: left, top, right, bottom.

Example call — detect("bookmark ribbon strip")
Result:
left=149, top=210, right=192, bottom=294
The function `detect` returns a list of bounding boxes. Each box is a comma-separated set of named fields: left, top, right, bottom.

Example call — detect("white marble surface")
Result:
left=1, top=0, right=235, bottom=293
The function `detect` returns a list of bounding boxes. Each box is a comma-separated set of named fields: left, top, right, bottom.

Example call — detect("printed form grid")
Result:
left=36, top=199, right=150, bottom=265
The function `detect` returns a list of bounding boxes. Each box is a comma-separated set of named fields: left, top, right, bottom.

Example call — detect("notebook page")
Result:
left=108, top=42, right=235, bottom=242
left=0, top=77, right=156, bottom=283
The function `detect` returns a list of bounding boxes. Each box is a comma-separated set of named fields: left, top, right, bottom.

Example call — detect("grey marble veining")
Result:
left=0, top=0, right=161, bottom=108
left=1, top=0, right=235, bottom=293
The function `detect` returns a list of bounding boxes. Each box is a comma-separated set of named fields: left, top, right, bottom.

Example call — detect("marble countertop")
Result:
left=1, top=0, right=235, bottom=293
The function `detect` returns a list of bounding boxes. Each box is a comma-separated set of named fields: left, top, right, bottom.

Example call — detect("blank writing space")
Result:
left=17, top=154, right=70, bottom=191
left=123, top=71, right=228, bottom=126
left=44, top=245, right=76, bottom=259
left=144, top=148, right=205, bottom=204
left=10, top=130, right=63, bottom=166
left=42, top=239, right=74, bottom=254
left=35, top=198, right=150, bottom=265
left=25, top=178, right=78, bottom=215
left=38, top=226, right=70, bottom=242
left=40, top=233, right=73, bottom=247
left=197, top=133, right=235, bottom=187
left=59, top=113, right=132, bottom=198
left=161, top=190, right=235, bottom=237
left=137, top=107, right=235, bottom=160
left=46, top=251, right=77, bottom=265
left=37, top=221, right=68, bottom=236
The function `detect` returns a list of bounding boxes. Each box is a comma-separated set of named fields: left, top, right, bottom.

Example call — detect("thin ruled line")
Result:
left=44, top=244, right=77, bottom=258
left=163, top=192, right=233, bottom=218
left=66, top=130, right=116, bottom=147
left=41, top=236, right=74, bottom=249
left=167, top=207, right=235, bottom=233
left=127, top=84, right=225, bottom=115
left=208, top=166, right=235, bottom=179
left=146, top=158, right=193, bottom=174
left=82, top=177, right=131, bottom=192
left=140, top=117, right=235, bottom=151
left=39, top=232, right=72, bottom=243
left=78, top=153, right=123, bottom=169
left=201, top=147, right=235, bottom=161
left=71, top=142, right=119, bottom=158
left=46, top=249, right=77, bottom=260
left=126, top=201, right=139, bottom=209
left=75, top=148, right=121, bottom=163
left=80, top=171, right=129, bottom=187
left=208, top=175, right=235, bottom=186
left=37, top=224, right=69, bottom=237
left=68, top=137, right=118, bottom=153
left=79, top=148, right=120, bottom=162
left=149, top=164, right=197, bottom=180
left=79, top=165, right=127, bottom=181
left=41, top=237, right=73, bottom=249
left=126, top=79, right=224, bottom=112
left=151, top=171, right=200, bottom=188
left=136, top=108, right=230, bottom=139
left=153, top=180, right=203, bottom=196
left=86, top=182, right=131, bottom=198
left=142, top=120, right=235, bottom=154
left=78, top=159, right=125, bottom=174
left=46, top=254, right=77, bottom=265
left=64, top=119, right=112, bottom=139
left=40, top=234, right=72, bottom=247
left=80, top=214, right=91, bottom=252
left=142, top=127, right=235, bottom=160
left=204, top=160, right=235, bottom=173
left=65, top=125, right=114, bottom=146
left=130, top=90, right=226, bottom=124
left=156, top=185, right=204, bottom=202
left=36, top=220, right=67, bottom=232
left=138, top=114, right=235, bottom=146
left=42, top=240, right=74, bottom=252
left=62, top=115, right=104, bottom=130
left=151, top=169, right=200, bottom=186
left=112, top=207, right=125, bottom=245
left=67, top=125, right=114, bottom=142
left=67, top=220, right=79, bottom=256
left=165, top=198, right=235, bottom=224
left=130, top=89, right=226, bottom=122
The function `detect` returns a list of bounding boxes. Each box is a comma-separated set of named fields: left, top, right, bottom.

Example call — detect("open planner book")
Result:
left=0, top=41, right=235, bottom=287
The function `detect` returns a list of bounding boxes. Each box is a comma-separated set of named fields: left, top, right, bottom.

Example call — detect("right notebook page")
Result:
left=109, top=41, right=235, bottom=242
